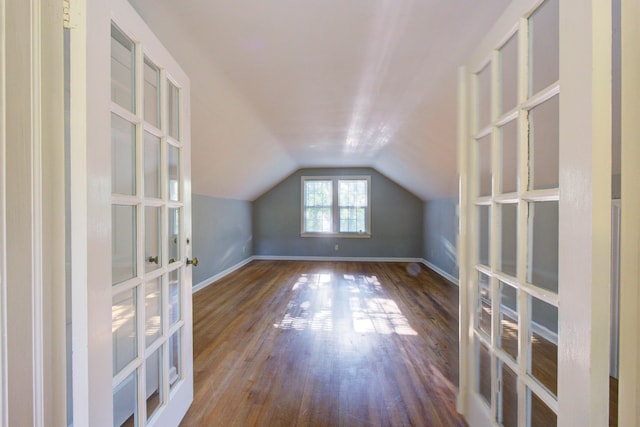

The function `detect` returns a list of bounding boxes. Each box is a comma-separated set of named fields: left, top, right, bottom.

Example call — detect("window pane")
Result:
left=528, top=95, right=559, bottom=190
left=500, top=33, right=518, bottom=114
left=113, top=371, right=138, bottom=427
left=111, top=114, right=136, bottom=196
left=477, top=205, right=490, bottom=266
left=168, top=269, right=181, bottom=326
left=146, top=348, right=164, bottom=421
left=477, top=134, right=492, bottom=197
left=305, top=207, right=332, bottom=233
left=111, top=25, right=135, bottom=113
left=498, top=360, right=518, bottom=427
left=529, top=296, right=558, bottom=397
left=145, top=207, right=161, bottom=273
left=168, top=208, right=180, bottom=263
left=338, top=179, right=368, bottom=233
left=144, top=131, right=161, bottom=198
left=169, top=329, right=182, bottom=390
left=145, top=278, right=162, bottom=348
left=112, top=289, right=136, bottom=375
left=528, top=388, right=557, bottom=427
left=144, top=57, right=160, bottom=128
left=338, top=180, right=368, bottom=207
left=167, top=80, right=180, bottom=140
left=529, top=0, right=559, bottom=95
left=527, top=201, right=558, bottom=292
left=500, top=203, right=517, bottom=277
left=477, top=339, right=492, bottom=406
left=112, top=205, right=136, bottom=285
left=477, top=63, right=491, bottom=130
left=304, top=180, right=332, bottom=233
left=500, top=119, right=518, bottom=193
left=168, top=145, right=180, bottom=201
left=477, top=272, right=491, bottom=337
left=499, top=282, right=518, bottom=361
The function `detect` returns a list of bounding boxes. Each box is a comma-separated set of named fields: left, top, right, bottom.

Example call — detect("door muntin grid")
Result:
left=110, top=23, right=186, bottom=426
left=470, top=0, right=560, bottom=424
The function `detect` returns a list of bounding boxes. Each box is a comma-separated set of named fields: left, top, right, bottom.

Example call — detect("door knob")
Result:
left=147, top=255, right=159, bottom=264
left=187, top=257, right=199, bottom=267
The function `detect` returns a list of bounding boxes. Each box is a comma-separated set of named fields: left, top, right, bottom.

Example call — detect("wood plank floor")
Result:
left=181, top=260, right=466, bottom=426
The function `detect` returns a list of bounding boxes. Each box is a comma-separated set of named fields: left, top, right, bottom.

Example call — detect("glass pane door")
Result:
left=468, top=0, right=560, bottom=424
left=110, top=16, right=191, bottom=426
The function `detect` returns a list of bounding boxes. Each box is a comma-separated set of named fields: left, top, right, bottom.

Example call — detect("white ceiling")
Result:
left=129, top=0, right=512, bottom=201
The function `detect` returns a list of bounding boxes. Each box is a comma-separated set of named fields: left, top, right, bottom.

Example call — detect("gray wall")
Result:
left=253, top=168, right=423, bottom=258
left=192, top=194, right=253, bottom=285
left=423, top=198, right=459, bottom=280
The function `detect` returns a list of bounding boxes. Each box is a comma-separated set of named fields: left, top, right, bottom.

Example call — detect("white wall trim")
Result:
left=421, top=259, right=459, bottom=286
left=192, top=256, right=256, bottom=293
left=254, top=255, right=423, bottom=263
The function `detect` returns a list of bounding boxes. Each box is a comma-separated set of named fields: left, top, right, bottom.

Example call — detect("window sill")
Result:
left=300, top=232, right=371, bottom=239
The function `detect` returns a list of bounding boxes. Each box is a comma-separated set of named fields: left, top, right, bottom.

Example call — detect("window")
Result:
left=301, top=176, right=371, bottom=237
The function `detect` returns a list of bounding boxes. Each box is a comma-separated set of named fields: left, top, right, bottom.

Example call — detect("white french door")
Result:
left=70, top=0, right=193, bottom=425
left=458, top=0, right=611, bottom=425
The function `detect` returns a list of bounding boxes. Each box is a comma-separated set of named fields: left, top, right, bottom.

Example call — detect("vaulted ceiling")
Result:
left=129, top=0, right=512, bottom=201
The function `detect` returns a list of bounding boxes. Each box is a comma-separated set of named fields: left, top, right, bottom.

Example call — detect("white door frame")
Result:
left=618, top=0, right=640, bottom=424
left=458, top=0, right=611, bottom=424
left=3, top=0, right=66, bottom=425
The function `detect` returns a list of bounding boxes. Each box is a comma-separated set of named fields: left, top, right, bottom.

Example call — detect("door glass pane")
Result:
left=477, top=63, right=491, bottom=130
left=145, top=207, right=161, bottom=273
left=145, top=278, right=162, bottom=347
left=499, top=282, right=518, bottom=361
left=500, top=119, right=518, bottom=193
left=144, top=132, right=161, bottom=198
left=169, top=329, right=182, bottom=390
left=478, top=205, right=490, bottom=266
left=111, top=114, right=136, bottom=196
left=112, top=289, right=137, bottom=375
left=168, top=208, right=180, bottom=264
left=529, top=0, right=559, bottom=95
left=112, top=205, right=136, bottom=285
left=167, top=80, right=180, bottom=140
left=113, top=371, right=138, bottom=427
left=500, top=33, right=518, bottom=114
left=168, top=269, right=181, bottom=326
left=528, top=388, right=557, bottom=427
left=498, top=360, right=518, bottom=427
left=500, top=203, right=517, bottom=277
left=477, top=272, right=492, bottom=337
left=477, top=134, right=492, bottom=197
left=144, top=57, right=160, bottom=128
left=527, top=201, right=559, bottom=292
left=528, top=95, right=559, bottom=190
left=477, top=339, right=492, bottom=405
left=146, top=348, right=164, bottom=421
left=168, top=145, right=180, bottom=201
left=528, top=296, right=558, bottom=397
left=111, top=25, right=135, bottom=112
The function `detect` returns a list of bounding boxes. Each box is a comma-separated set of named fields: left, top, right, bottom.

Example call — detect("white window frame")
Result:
left=300, top=175, right=371, bottom=238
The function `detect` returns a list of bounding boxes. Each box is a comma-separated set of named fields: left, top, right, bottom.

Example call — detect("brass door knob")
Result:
left=148, top=255, right=159, bottom=264
left=187, top=257, right=199, bottom=267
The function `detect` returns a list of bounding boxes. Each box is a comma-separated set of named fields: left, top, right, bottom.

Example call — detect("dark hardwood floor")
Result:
left=181, top=260, right=465, bottom=426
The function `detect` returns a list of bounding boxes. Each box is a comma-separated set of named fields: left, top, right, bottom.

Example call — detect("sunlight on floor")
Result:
left=274, top=272, right=418, bottom=335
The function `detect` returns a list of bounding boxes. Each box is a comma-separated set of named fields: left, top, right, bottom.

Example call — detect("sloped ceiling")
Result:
left=129, top=0, right=511, bottom=201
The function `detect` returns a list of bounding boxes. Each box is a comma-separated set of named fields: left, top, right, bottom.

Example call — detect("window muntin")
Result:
left=301, top=176, right=371, bottom=237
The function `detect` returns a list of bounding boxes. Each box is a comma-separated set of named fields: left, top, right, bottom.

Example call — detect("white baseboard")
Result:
left=192, top=256, right=256, bottom=293
left=421, top=259, right=459, bottom=286
left=253, top=255, right=423, bottom=263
